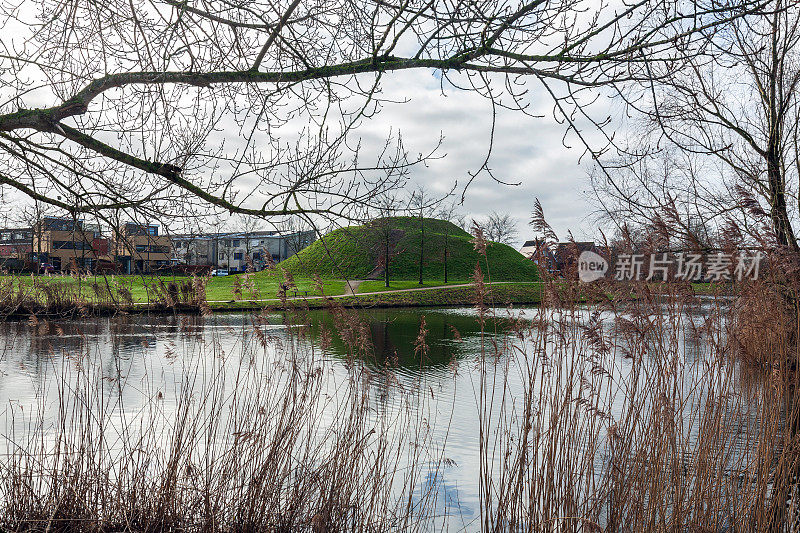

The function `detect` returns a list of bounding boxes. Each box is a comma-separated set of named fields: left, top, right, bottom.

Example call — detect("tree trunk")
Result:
left=444, top=230, right=448, bottom=284
left=765, top=13, right=799, bottom=254
left=419, top=213, right=424, bottom=285
left=767, top=137, right=799, bottom=251
left=384, top=236, right=390, bottom=288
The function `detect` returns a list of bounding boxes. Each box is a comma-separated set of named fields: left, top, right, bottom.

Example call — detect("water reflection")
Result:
left=306, top=308, right=506, bottom=370
left=0, top=303, right=770, bottom=530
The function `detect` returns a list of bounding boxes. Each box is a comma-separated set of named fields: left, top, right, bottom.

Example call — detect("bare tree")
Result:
left=280, top=216, right=317, bottom=256
left=370, top=195, right=403, bottom=288
left=0, top=0, right=767, bottom=229
left=15, top=200, right=51, bottom=273
left=235, top=215, right=264, bottom=261
left=479, top=211, right=519, bottom=245
left=596, top=0, right=800, bottom=251
left=410, top=186, right=440, bottom=285
left=436, top=200, right=463, bottom=284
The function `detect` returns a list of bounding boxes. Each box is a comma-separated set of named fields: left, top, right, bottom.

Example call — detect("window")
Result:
left=45, top=218, right=78, bottom=232
left=219, top=253, right=225, bottom=261
left=232, top=240, right=240, bottom=247
left=147, top=226, right=157, bottom=236
left=55, top=240, right=90, bottom=250
left=234, top=252, right=243, bottom=260
left=0, top=233, right=9, bottom=241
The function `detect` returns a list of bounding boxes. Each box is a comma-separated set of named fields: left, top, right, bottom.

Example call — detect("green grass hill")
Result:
left=277, top=217, right=539, bottom=282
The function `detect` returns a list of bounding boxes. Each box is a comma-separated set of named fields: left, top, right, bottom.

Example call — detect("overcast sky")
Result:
left=350, top=70, right=605, bottom=247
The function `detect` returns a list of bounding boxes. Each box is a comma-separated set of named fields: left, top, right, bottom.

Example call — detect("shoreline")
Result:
left=0, top=283, right=545, bottom=319
left=0, top=280, right=732, bottom=319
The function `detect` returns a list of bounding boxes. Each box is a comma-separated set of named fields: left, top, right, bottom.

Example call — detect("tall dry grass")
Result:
left=0, top=255, right=797, bottom=531
left=0, top=274, right=210, bottom=317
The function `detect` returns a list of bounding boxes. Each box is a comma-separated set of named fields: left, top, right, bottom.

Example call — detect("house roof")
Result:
left=519, top=239, right=557, bottom=261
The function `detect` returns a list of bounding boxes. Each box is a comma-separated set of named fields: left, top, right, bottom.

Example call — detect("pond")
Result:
left=0, top=301, right=777, bottom=530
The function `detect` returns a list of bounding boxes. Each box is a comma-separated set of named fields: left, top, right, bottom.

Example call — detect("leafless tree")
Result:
left=436, top=200, right=463, bottom=283
left=0, top=0, right=768, bottom=231
left=235, top=215, right=263, bottom=258
left=595, top=0, right=800, bottom=251
left=280, top=215, right=317, bottom=256
left=478, top=211, right=518, bottom=245
left=410, top=186, right=440, bottom=285
left=370, top=194, right=403, bottom=288
left=15, top=200, right=52, bottom=272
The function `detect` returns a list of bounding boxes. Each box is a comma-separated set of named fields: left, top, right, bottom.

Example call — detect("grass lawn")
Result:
left=356, top=280, right=467, bottom=293
left=203, top=274, right=347, bottom=301
left=7, top=272, right=348, bottom=303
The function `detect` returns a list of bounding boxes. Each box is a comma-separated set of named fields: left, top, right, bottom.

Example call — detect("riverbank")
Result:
left=0, top=272, right=731, bottom=318
left=206, top=281, right=544, bottom=311
left=0, top=280, right=779, bottom=531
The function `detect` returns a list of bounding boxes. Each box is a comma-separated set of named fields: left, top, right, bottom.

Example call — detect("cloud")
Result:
left=352, top=70, right=601, bottom=245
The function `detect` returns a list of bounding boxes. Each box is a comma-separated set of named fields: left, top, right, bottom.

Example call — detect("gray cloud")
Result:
left=354, top=70, right=601, bottom=246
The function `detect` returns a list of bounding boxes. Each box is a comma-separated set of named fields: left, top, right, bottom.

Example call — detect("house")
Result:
left=170, top=233, right=215, bottom=269
left=0, top=228, right=33, bottom=270
left=520, top=239, right=608, bottom=278
left=553, top=242, right=601, bottom=278
left=32, top=217, right=109, bottom=272
left=114, top=223, right=172, bottom=274
left=519, top=239, right=558, bottom=273
left=170, top=229, right=316, bottom=273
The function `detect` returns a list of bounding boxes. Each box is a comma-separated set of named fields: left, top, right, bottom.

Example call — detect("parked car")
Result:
left=40, top=263, right=55, bottom=274
left=211, top=269, right=229, bottom=276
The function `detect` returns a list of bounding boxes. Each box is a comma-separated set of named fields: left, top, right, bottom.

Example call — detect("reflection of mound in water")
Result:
left=309, top=308, right=507, bottom=370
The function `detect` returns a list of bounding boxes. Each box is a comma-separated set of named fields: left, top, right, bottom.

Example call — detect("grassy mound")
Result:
left=277, top=217, right=539, bottom=282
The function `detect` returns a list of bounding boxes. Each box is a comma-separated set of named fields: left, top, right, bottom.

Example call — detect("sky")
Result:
left=352, top=70, right=604, bottom=246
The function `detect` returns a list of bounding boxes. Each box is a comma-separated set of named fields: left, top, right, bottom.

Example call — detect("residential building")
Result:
left=553, top=242, right=599, bottom=277
left=171, top=229, right=315, bottom=272
left=170, top=233, right=215, bottom=269
left=32, top=217, right=108, bottom=272
left=114, top=223, right=172, bottom=273
left=520, top=240, right=607, bottom=278
left=0, top=228, right=33, bottom=270
left=519, top=239, right=557, bottom=273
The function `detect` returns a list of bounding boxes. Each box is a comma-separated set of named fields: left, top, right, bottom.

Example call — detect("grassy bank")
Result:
left=4, top=272, right=348, bottom=303
left=210, top=282, right=544, bottom=311
left=0, top=270, right=733, bottom=316
left=356, top=279, right=462, bottom=293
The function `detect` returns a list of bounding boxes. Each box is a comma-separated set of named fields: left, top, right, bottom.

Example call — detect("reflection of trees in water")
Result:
left=310, top=309, right=501, bottom=370
left=108, top=315, right=158, bottom=354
